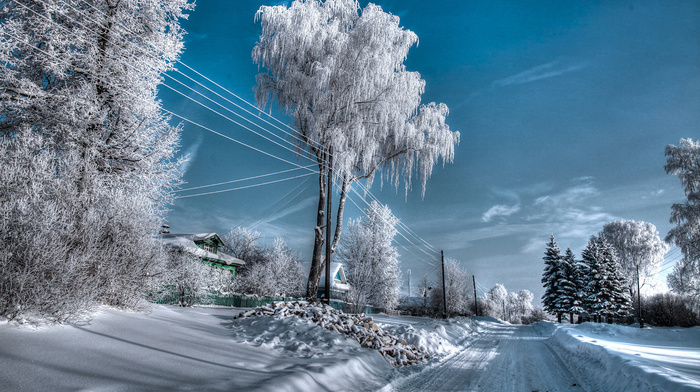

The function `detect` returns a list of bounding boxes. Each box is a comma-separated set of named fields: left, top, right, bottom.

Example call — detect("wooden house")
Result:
left=161, top=233, right=245, bottom=276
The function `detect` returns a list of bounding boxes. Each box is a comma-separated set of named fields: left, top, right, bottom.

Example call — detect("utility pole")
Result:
left=637, top=264, right=643, bottom=328
left=441, top=250, right=447, bottom=318
left=407, top=269, right=411, bottom=298
left=472, top=275, right=478, bottom=316
left=324, top=146, right=333, bottom=305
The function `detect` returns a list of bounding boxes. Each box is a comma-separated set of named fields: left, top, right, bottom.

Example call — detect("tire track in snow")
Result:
left=387, top=323, right=585, bottom=392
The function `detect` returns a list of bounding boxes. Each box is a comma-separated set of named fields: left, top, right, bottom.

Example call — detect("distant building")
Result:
left=303, top=261, right=351, bottom=301
left=161, top=233, right=245, bottom=276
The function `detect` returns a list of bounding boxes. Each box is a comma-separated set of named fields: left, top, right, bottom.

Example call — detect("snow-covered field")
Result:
left=1, top=304, right=698, bottom=391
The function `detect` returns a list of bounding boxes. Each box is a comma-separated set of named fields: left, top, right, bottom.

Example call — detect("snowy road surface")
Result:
left=1, top=306, right=698, bottom=391
left=387, top=322, right=583, bottom=392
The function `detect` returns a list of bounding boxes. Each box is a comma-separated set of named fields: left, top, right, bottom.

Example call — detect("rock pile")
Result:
left=235, top=300, right=429, bottom=366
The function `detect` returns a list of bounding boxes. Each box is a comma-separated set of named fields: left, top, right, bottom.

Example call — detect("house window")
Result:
left=203, top=244, right=216, bottom=253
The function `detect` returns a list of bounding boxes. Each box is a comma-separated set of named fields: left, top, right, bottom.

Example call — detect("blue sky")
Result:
left=161, top=0, right=699, bottom=301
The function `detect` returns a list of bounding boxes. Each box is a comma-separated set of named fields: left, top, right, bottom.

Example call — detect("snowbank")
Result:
left=234, top=301, right=430, bottom=366
left=551, top=322, right=700, bottom=392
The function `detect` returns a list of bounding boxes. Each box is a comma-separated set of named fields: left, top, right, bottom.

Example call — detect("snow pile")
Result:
left=551, top=323, right=700, bottom=392
left=235, top=301, right=430, bottom=366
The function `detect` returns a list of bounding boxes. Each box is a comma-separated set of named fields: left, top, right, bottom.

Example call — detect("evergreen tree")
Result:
left=581, top=237, right=632, bottom=323
left=581, top=237, right=605, bottom=322
left=559, top=247, right=584, bottom=324
left=600, top=240, right=632, bottom=320
left=541, top=234, right=565, bottom=322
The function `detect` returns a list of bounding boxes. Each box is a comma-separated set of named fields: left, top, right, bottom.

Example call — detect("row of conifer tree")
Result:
left=542, top=235, right=631, bottom=323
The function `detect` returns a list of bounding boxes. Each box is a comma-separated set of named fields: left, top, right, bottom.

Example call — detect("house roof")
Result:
left=302, top=261, right=350, bottom=291
left=160, top=233, right=245, bottom=267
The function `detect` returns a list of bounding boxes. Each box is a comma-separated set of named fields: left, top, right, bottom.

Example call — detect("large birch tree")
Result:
left=252, top=0, right=460, bottom=298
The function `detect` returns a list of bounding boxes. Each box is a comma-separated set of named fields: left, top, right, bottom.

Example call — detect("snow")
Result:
left=1, top=305, right=698, bottom=391
left=551, top=322, right=700, bottom=392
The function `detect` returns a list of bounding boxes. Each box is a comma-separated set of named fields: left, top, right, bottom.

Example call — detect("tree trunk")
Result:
left=557, top=312, right=562, bottom=323
left=569, top=313, right=574, bottom=324
left=305, top=156, right=327, bottom=299
left=330, top=176, right=350, bottom=255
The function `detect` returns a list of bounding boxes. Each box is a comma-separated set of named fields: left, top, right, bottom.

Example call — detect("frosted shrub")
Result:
left=0, top=0, right=193, bottom=321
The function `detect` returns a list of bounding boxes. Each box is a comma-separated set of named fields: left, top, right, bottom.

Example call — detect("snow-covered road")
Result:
left=387, top=322, right=583, bottom=392
left=2, top=305, right=698, bottom=391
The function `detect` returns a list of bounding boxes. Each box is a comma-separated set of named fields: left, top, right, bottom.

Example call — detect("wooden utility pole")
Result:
left=407, top=269, right=411, bottom=298
left=637, top=264, right=643, bottom=328
left=441, top=250, right=447, bottom=317
left=324, top=146, right=333, bottom=305
left=472, top=275, right=478, bottom=316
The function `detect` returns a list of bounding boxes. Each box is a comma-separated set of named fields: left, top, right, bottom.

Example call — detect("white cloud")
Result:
left=482, top=204, right=521, bottom=222
left=177, top=135, right=203, bottom=174
left=492, top=60, right=589, bottom=88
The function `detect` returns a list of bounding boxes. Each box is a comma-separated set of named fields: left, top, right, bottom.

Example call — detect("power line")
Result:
left=177, top=165, right=315, bottom=192
left=348, top=184, right=440, bottom=260
left=250, top=178, right=315, bottom=229
left=176, top=172, right=314, bottom=199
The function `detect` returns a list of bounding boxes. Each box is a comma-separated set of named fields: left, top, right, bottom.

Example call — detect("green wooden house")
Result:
left=161, top=233, right=245, bottom=276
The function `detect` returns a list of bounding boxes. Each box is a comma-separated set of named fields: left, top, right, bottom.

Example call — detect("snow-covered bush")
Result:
left=148, top=251, right=230, bottom=307
left=225, top=227, right=305, bottom=298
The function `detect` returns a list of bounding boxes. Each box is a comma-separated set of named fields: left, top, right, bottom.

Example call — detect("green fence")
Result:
left=148, top=289, right=297, bottom=308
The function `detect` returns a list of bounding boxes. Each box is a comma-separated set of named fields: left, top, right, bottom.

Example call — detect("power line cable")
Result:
left=250, top=178, right=315, bottom=229
left=176, top=172, right=314, bottom=199
left=177, top=165, right=315, bottom=192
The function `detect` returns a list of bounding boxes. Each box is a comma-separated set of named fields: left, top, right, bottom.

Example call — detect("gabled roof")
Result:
left=302, top=261, right=351, bottom=291
left=160, top=233, right=245, bottom=267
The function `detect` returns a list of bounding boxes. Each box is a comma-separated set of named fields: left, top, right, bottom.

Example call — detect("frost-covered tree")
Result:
left=665, top=139, right=700, bottom=301
left=226, top=229, right=305, bottom=298
left=668, top=259, right=700, bottom=302
left=252, top=0, right=460, bottom=298
left=598, top=220, right=668, bottom=326
left=224, top=227, right=267, bottom=266
left=338, top=201, right=401, bottom=310
left=0, top=0, right=192, bottom=321
left=480, top=284, right=536, bottom=323
left=430, top=258, right=471, bottom=317
left=541, top=235, right=566, bottom=322
left=265, top=237, right=306, bottom=298
left=484, top=284, right=508, bottom=320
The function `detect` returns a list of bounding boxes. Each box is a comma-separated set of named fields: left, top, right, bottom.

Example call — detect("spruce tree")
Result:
left=600, top=239, right=632, bottom=321
left=581, top=237, right=605, bottom=322
left=559, top=247, right=583, bottom=324
left=541, top=234, right=565, bottom=322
